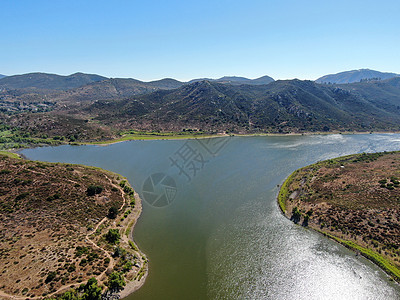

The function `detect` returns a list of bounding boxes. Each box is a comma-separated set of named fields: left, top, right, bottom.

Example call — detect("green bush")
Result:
left=105, top=229, right=120, bottom=244
left=15, top=192, right=29, bottom=201
left=108, top=206, right=118, bottom=219
left=107, top=271, right=125, bottom=290
left=45, top=271, right=56, bottom=283
left=86, top=185, right=103, bottom=196
left=81, top=277, right=102, bottom=300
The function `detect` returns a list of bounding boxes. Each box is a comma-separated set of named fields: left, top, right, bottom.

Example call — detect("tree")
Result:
left=291, top=206, right=301, bottom=224
left=82, top=277, right=102, bottom=300
left=107, top=271, right=125, bottom=290
left=105, top=229, right=120, bottom=244
left=86, top=185, right=103, bottom=196
left=108, top=206, right=118, bottom=219
left=45, top=271, right=56, bottom=283
left=60, top=289, right=79, bottom=300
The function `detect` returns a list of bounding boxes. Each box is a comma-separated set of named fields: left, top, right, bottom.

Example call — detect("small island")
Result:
left=278, top=151, right=400, bottom=282
left=0, top=152, right=147, bottom=299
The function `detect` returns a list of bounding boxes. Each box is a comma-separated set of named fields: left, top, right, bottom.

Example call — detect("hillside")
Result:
left=0, top=76, right=184, bottom=107
left=1, top=76, right=400, bottom=147
left=83, top=79, right=400, bottom=133
left=316, top=69, right=399, bottom=84
left=189, top=75, right=274, bottom=85
left=50, top=77, right=184, bottom=103
left=0, top=153, right=147, bottom=298
left=0, top=74, right=6, bottom=79
left=278, top=151, right=400, bottom=281
left=0, top=72, right=107, bottom=90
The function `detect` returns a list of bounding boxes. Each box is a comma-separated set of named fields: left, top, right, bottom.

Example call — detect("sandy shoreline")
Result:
left=75, top=130, right=400, bottom=147
left=118, top=190, right=149, bottom=298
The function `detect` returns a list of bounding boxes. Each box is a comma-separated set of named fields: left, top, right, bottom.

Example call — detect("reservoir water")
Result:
left=21, top=134, right=400, bottom=299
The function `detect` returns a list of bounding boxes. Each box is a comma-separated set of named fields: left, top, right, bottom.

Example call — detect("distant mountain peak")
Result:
left=316, top=69, right=400, bottom=84
left=189, top=75, right=274, bottom=86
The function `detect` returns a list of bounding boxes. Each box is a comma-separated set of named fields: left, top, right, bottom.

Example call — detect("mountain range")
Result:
left=0, top=74, right=6, bottom=79
left=316, top=69, right=400, bottom=84
left=189, top=75, right=274, bottom=85
left=1, top=69, right=400, bottom=140
left=83, top=77, right=400, bottom=133
left=0, top=72, right=274, bottom=94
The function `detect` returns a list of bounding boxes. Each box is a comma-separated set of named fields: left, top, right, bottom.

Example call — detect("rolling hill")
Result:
left=316, top=69, right=400, bottom=84
left=0, top=72, right=107, bottom=90
left=49, top=77, right=185, bottom=103
left=189, top=75, right=274, bottom=85
left=0, top=74, right=185, bottom=105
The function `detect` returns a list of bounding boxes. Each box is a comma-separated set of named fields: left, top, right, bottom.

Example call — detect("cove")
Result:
left=21, top=134, right=400, bottom=299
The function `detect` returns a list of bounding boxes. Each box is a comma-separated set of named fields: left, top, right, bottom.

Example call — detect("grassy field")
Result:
left=85, top=130, right=221, bottom=144
left=0, top=150, right=21, bottom=159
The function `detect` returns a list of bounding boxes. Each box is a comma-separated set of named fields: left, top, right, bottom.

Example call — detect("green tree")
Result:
left=86, top=185, right=103, bottom=196
left=105, top=229, right=120, bottom=244
left=291, top=207, right=301, bottom=224
left=107, top=271, right=125, bottom=290
left=82, top=277, right=102, bottom=300
left=60, top=289, right=79, bottom=300
left=108, top=206, right=118, bottom=219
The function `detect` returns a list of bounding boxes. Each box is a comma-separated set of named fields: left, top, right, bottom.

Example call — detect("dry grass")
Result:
left=0, top=154, right=145, bottom=298
left=281, top=151, right=400, bottom=280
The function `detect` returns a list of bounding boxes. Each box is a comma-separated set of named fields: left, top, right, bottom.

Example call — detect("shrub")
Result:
left=15, top=192, right=29, bottom=201
left=45, top=271, right=56, bottom=283
left=107, top=272, right=125, bottom=290
left=68, top=264, right=76, bottom=273
left=82, top=277, right=102, bottom=300
left=122, top=261, right=133, bottom=272
left=291, top=207, right=301, bottom=224
left=105, top=229, right=120, bottom=244
left=108, top=206, right=118, bottom=219
left=86, top=185, right=103, bottom=196
left=75, top=246, right=89, bottom=256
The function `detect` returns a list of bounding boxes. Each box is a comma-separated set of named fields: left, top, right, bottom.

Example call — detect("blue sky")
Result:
left=1, top=0, right=400, bottom=81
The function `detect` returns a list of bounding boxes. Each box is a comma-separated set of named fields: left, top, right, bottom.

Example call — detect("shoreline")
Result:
left=4, top=130, right=400, bottom=152
left=68, top=130, right=400, bottom=146
left=277, top=159, right=400, bottom=284
left=118, top=189, right=148, bottom=299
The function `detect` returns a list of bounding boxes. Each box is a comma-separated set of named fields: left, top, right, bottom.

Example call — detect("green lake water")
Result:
left=21, top=134, right=400, bottom=299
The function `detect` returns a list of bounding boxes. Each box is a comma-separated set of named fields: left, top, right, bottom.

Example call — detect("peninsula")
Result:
left=0, top=153, right=147, bottom=299
left=278, top=151, right=400, bottom=281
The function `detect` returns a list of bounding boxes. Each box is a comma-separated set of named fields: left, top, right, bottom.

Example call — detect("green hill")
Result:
left=316, top=69, right=399, bottom=84
left=0, top=72, right=107, bottom=90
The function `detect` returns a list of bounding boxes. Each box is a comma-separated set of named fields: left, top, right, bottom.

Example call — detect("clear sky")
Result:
left=1, top=0, right=400, bottom=81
